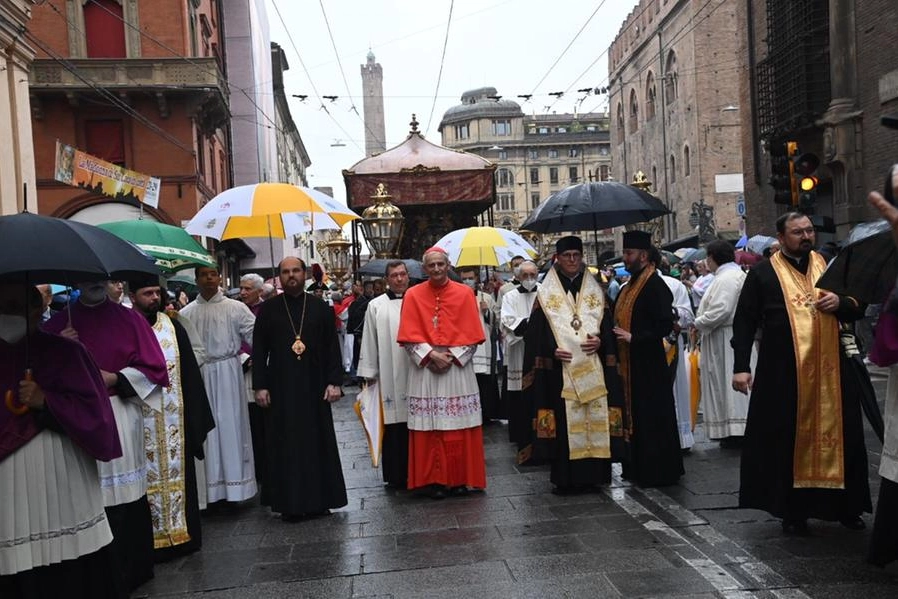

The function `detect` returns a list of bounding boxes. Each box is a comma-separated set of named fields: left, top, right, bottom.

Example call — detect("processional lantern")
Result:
left=360, top=183, right=405, bottom=259
left=318, top=230, right=353, bottom=281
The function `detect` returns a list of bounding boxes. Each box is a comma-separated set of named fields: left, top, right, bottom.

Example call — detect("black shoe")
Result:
left=782, top=518, right=809, bottom=535
left=839, top=515, right=866, bottom=530
left=450, top=486, right=469, bottom=497
left=429, top=487, right=447, bottom=500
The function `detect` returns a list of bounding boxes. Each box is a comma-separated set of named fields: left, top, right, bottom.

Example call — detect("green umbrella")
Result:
left=97, top=220, right=216, bottom=273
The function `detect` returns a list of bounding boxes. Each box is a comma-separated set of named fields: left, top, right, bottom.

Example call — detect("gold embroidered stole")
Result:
left=538, top=268, right=610, bottom=459
left=613, top=264, right=656, bottom=438
left=771, top=251, right=844, bottom=489
left=145, top=312, right=191, bottom=548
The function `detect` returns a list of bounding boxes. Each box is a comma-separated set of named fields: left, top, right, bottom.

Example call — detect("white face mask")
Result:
left=0, top=314, right=27, bottom=344
left=521, top=279, right=537, bottom=291
left=462, top=279, right=477, bottom=289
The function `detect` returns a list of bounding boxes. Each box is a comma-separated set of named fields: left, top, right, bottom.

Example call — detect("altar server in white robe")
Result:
left=500, top=260, right=540, bottom=448
left=458, top=266, right=503, bottom=422
left=653, top=250, right=695, bottom=450
left=358, top=260, right=412, bottom=488
left=694, top=240, right=752, bottom=444
left=181, top=266, right=257, bottom=504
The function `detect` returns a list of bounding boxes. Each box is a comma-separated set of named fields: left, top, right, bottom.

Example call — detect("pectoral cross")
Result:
left=291, top=335, right=306, bottom=360
left=432, top=314, right=439, bottom=329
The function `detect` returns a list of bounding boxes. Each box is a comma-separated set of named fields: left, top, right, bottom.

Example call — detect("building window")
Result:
left=684, top=145, right=691, bottom=177
left=496, top=168, right=514, bottom=188
left=548, top=148, right=558, bottom=158
left=629, top=88, right=639, bottom=132
left=599, top=144, right=609, bottom=156
left=600, top=165, right=609, bottom=181
left=645, top=72, right=656, bottom=120
left=196, top=128, right=205, bottom=177
left=665, top=51, right=678, bottom=103
left=569, top=166, right=579, bottom=184
left=85, top=119, right=125, bottom=166
left=670, top=155, right=677, bottom=183
left=84, top=0, right=126, bottom=58
left=455, top=122, right=470, bottom=140
left=549, top=167, right=559, bottom=185
left=498, top=150, right=508, bottom=160
left=616, top=102, right=624, bottom=143
left=568, top=147, right=580, bottom=158
left=529, top=167, right=540, bottom=185
left=491, top=119, right=512, bottom=136
left=538, top=126, right=549, bottom=134
left=498, top=193, right=514, bottom=211
left=531, top=192, right=541, bottom=209
left=528, top=149, right=539, bottom=159
left=556, top=126, right=567, bottom=133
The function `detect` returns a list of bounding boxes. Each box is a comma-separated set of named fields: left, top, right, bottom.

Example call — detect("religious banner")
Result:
left=54, top=140, right=161, bottom=208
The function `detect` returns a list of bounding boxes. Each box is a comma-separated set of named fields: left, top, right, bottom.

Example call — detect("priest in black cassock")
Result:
left=128, top=277, right=215, bottom=561
left=252, top=257, right=347, bottom=520
left=522, top=236, right=625, bottom=493
left=612, top=230, right=684, bottom=487
left=732, top=212, right=871, bottom=535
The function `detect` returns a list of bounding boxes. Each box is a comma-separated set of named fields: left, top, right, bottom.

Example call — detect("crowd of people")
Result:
left=4, top=178, right=898, bottom=597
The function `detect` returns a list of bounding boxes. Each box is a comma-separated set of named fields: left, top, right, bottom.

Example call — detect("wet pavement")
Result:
left=135, top=372, right=898, bottom=598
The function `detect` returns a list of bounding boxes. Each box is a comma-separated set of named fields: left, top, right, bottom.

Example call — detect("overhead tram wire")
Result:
left=527, top=0, right=608, bottom=99
left=578, top=0, right=734, bottom=115
left=424, top=0, right=455, bottom=137
left=317, top=0, right=391, bottom=149
left=270, top=0, right=364, bottom=154
left=23, top=30, right=196, bottom=156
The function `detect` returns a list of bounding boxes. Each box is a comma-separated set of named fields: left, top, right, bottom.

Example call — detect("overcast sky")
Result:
left=265, top=0, right=641, bottom=207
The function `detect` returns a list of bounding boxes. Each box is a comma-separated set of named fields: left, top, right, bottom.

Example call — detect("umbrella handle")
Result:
left=5, top=369, right=33, bottom=415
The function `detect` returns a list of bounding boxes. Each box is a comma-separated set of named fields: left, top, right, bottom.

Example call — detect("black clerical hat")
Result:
left=622, top=230, right=652, bottom=250
left=555, top=235, right=583, bottom=254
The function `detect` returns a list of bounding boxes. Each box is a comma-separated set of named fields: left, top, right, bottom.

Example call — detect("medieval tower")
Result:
left=360, top=50, right=386, bottom=156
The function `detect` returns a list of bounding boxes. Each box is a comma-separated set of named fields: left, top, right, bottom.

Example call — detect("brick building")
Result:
left=738, top=0, right=898, bottom=239
left=28, top=0, right=230, bottom=237
left=608, top=0, right=746, bottom=246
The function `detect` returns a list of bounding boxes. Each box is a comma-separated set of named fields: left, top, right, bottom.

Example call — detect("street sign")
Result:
left=736, top=193, right=745, bottom=216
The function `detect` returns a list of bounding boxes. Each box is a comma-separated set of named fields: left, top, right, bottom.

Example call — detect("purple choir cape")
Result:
left=0, top=330, right=122, bottom=462
left=44, top=299, right=169, bottom=392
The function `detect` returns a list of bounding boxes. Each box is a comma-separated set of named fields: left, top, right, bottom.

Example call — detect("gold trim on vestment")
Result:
left=613, top=264, right=656, bottom=440
left=771, top=251, right=844, bottom=489
left=537, top=268, right=609, bottom=459
left=146, top=312, right=191, bottom=548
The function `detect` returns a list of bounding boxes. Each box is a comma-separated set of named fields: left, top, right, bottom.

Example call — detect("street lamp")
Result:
left=359, top=183, right=405, bottom=259
left=317, top=230, right=353, bottom=282
left=626, top=170, right=665, bottom=246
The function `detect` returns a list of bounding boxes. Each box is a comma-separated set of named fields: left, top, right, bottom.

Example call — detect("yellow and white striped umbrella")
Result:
left=434, top=226, right=536, bottom=267
left=184, top=183, right=358, bottom=239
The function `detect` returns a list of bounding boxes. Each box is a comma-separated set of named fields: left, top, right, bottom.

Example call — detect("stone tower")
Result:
left=360, top=50, right=386, bottom=156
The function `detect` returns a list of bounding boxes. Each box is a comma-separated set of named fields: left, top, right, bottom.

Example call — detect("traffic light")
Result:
left=770, top=141, right=799, bottom=205
left=793, top=151, right=820, bottom=208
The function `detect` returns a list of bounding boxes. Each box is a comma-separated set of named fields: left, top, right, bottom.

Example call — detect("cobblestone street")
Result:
left=135, top=373, right=898, bottom=598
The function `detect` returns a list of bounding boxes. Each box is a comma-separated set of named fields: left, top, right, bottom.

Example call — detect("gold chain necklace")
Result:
left=283, top=293, right=309, bottom=360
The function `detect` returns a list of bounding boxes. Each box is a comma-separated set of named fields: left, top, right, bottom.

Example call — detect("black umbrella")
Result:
left=355, top=258, right=425, bottom=280
left=521, top=182, right=671, bottom=233
left=0, top=212, right=161, bottom=284
left=521, top=182, right=671, bottom=263
left=816, top=220, right=898, bottom=304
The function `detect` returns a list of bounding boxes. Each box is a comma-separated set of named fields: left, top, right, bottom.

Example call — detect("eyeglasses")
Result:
left=558, top=251, right=582, bottom=260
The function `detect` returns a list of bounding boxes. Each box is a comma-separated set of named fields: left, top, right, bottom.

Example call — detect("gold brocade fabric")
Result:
left=537, top=268, right=610, bottom=459
left=613, top=264, right=656, bottom=439
left=771, top=251, right=844, bottom=489
left=145, top=312, right=191, bottom=548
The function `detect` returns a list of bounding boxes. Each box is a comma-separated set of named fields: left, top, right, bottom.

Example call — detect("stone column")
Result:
left=0, top=1, right=37, bottom=215
left=821, top=0, right=865, bottom=232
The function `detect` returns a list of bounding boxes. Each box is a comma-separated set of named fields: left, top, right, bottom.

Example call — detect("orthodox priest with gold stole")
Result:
left=732, top=212, right=871, bottom=534
left=522, top=236, right=624, bottom=493
left=613, top=231, right=684, bottom=487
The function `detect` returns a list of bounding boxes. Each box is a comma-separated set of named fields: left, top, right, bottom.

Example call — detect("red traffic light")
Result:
left=793, top=153, right=820, bottom=177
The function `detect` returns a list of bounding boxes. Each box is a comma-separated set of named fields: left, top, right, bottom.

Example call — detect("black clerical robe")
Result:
left=252, top=292, right=347, bottom=516
left=522, top=270, right=624, bottom=489
left=732, top=255, right=872, bottom=521
left=154, top=314, right=215, bottom=562
left=614, top=267, right=684, bottom=487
